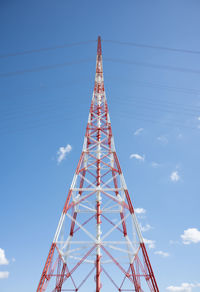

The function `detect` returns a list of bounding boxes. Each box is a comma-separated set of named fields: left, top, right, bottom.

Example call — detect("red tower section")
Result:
left=36, top=36, right=159, bottom=292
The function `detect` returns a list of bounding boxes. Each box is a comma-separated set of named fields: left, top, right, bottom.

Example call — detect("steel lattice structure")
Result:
left=36, top=36, right=159, bottom=292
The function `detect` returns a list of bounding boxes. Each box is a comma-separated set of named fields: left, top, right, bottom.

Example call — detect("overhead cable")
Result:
left=103, top=40, right=200, bottom=55
left=0, top=40, right=96, bottom=59
left=1, top=91, right=200, bottom=120
left=107, top=76, right=200, bottom=96
left=1, top=57, right=200, bottom=78
left=1, top=107, right=199, bottom=136
left=0, top=59, right=94, bottom=77
left=104, top=58, right=200, bottom=75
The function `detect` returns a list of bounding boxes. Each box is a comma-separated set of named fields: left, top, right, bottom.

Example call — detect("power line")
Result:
left=1, top=105, right=199, bottom=136
left=1, top=75, right=200, bottom=104
left=112, top=106, right=200, bottom=130
left=115, top=110, right=200, bottom=131
left=104, top=58, right=200, bottom=75
left=1, top=78, right=200, bottom=122
left=107, top=75, right=200, bottom=96
left=1, top=91, right=200, bottom=122
left=1, top=39, right=199, bottom=59
left=1, top=93, right=200, bottom=132
left=0, top=40, right=96, bottom=59
left=103, top=39, right=200, bottom=55
left=115, top=96, right=200, bottom=116
left=0, top=59, right=94, bottom=78
left=0, top=112, right=77, bottom=136
left=116, top=101, right=199, bottom=122
left=0, top=77, right=90, bottom=101
left=118, top=94, right=200, bottom=111
left=1, top=57, right=200, bottom=78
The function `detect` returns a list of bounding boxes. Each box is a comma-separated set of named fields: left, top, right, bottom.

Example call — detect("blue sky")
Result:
left=0, top=0, right=200, bottom=291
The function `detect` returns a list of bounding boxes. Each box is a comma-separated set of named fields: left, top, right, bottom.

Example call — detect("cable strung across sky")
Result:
left=0, top=40, right=96, bottom=59
left=1, top=39, right=200, bottom=58
left=0, top=59, right=94, bottom=77
left=103, top=39, right=200, bottom=55
left=104, top=58, right=200, bottom=75
left=1, top=92, right=200, bottom=136
left=1, top=93, right=200, bottom=120
left=1, top=75, right=200, bottom=100
left=1, top=109, right=199, bottom=137
left=1, top=57, right=200, bottom=78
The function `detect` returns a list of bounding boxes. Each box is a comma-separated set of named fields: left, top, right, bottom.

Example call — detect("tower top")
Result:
left=97, top=36, right=102, bottom=56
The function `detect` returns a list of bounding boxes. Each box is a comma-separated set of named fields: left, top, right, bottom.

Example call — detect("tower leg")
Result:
left=96, top=254, right=101, bottom=292
left=37, top=243, right=56, bottom=292
left=130, top=263, right=140, bottom=292
left=141, top=243, right=159, bottom=292
left=56, top=263, right=66, bottom=292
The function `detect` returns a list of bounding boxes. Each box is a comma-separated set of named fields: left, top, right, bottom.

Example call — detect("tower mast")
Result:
left=95, top=36, right=103, bottom=292
left=36, top=36, right=159, bottom=292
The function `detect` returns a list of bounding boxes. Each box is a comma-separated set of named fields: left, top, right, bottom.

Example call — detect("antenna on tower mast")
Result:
left=97, top=36, right=102, bottom=55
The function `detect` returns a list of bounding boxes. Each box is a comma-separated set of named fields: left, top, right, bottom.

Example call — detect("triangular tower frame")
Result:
left=36, top=36, right=159, bottom=292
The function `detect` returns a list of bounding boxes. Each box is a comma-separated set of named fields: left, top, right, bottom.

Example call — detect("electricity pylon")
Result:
left=36, top=36, right=159, bottom=292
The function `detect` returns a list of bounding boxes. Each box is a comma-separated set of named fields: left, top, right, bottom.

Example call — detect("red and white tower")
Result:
left=36, top=36, right=159, bottom=292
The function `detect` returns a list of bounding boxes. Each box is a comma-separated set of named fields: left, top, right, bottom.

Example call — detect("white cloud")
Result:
left=181, top=228, right=200, bottom=245
left=151, top=162, right=160, bottom=168
left=0, top=248, right=9, bottom=265
left=134, top=128, right=144, bottom=136
left=169, top=240, right=180, bottom=245
left=197, top=117, right=200, bottom=121
left=170, top=171, right=180, bottom=182
left=157, top=135, right=168, bottom=144
left=57, top=144, right=72, bottom=164
left=166, top=282, right=200, bottom=292
left=141, top=224, right=152, bottom=232
left=154, top=250, right=169, bottom=257
left=135, top=208, right=146, bottom=214
left=143, top=238, right=155, bottom=249
left=0, top=271, right=9, bottom=279
left=130, top=153, right=145, bottom=162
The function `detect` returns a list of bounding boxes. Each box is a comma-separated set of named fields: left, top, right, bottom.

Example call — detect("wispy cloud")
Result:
left=0, top=248, right=9, bottom=265
left=57, top=144, right=72, bottom=164
left=130, top=153, right=145, bottom=162
left=135, top=208, right=146, bottom=214
left=166, top=282, right=200, bottom=292
left=143, top=238, right=155, bottom=249
left=134, top=128, right=144, bottom=136
left=169, top=240, right=180, bottom=245
left=151, top=161, right=160, bottom=168
left=141, top=224, right=152, bottom=232
left=0, top=272, right=9, bottom=279
left=181, top=228, right=200, bottom=245
left=154, top=250, right=169, bottom=257
left=157, top=135, right=168, bottom=145
left=170, top=171, right=180, bottom=182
